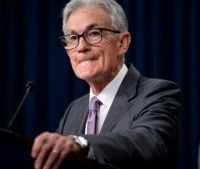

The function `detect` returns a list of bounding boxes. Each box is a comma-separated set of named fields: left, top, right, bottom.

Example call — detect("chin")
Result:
left=77, top=73, right=97, bottom=82
left=77, top=73, right=92, bottom=80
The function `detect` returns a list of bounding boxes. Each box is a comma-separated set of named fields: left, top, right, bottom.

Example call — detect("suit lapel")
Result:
left=100, top=64, right=140, bottom=133
left=76, top=95, right=89, bottom=134
left=62, top=95, right=89, bottom=134
left=78, top=109, right=89, bottom=134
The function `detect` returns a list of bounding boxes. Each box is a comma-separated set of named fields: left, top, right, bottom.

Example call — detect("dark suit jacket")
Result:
left=57, top=64, right=181, bottom=169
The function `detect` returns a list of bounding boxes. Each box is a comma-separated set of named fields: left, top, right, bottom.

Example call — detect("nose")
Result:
left=76, top=36, right=90, bottom=52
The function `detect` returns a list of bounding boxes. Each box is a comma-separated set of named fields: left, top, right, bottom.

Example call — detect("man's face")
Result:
left=65, top=6, right=128, bottom=84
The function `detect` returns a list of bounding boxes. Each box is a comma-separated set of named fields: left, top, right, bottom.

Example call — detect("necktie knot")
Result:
left=89, top=96, right=101, bottom=111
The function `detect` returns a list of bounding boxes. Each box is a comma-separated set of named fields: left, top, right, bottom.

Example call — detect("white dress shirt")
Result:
left=85, top=64, right=128, bottom=134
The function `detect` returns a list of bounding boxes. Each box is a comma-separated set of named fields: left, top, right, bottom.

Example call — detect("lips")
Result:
left=78, top=55, right=97, bottom=63
left=79, top=60, right=94, bottom=66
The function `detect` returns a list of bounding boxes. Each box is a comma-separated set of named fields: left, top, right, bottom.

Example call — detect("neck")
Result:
left=88, top=63, right=123, bottom=95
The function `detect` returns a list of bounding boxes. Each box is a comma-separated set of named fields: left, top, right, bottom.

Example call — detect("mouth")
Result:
left=78, top=54, right=96, bottom=63
left=79, top=59, right=94, bottom=66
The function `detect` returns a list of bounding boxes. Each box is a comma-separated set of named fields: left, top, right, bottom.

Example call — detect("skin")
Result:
left=31, top=5, right=131, bottom=169
left=65, top=6, right=131, bottom=94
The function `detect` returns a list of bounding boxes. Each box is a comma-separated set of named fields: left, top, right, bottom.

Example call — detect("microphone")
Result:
left=7, top=81, right=35, bottom=130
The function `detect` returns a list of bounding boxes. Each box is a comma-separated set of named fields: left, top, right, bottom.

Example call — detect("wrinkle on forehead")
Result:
left=66, top=24, right=100, bottom=34
left=64, top=5, right=112, bottom=34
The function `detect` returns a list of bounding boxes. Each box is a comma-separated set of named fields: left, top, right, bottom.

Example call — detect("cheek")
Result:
left=66, top=53, right=78, bottom=72
left=70, top=57, right=79, bottom=74
left=67, top=51, right=77, bottom=64
left=103, top=47, right=120, bottom=64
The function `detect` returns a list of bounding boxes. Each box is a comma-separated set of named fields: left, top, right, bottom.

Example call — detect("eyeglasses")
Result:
left=59, top=28, right=121, bottom=50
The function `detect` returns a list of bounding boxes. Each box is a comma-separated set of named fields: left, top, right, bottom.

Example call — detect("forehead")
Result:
left=65, top=5, right=111, bottom=32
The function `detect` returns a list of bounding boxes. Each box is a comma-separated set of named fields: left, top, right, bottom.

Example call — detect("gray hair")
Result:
left=62, top=0, right=128, bottom=34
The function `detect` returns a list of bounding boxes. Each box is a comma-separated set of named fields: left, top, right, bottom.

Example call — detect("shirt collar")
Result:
left=90, top=64, right=128, bottom=107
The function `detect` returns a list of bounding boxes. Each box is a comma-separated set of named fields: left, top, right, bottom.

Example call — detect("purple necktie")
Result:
left=86, top=96, right=101, bottom=134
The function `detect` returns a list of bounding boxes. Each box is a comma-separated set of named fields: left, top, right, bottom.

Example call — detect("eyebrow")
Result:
left=66, top=23, right=100, bottom=34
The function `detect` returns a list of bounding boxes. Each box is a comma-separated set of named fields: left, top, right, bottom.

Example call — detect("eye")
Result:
left=87, top=29, right=101, bottom=38
left=66, top=34, right=78, bottom=44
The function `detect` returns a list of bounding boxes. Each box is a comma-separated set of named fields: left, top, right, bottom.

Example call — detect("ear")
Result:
left=117, top=32, right=131, bottom=56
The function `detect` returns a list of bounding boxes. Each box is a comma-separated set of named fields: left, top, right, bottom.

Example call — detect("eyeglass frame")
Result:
left=59, top=27, right=121, bottom=50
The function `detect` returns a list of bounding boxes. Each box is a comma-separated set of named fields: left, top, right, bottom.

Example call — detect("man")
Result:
left=31, top=0, right=181, bottom=169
